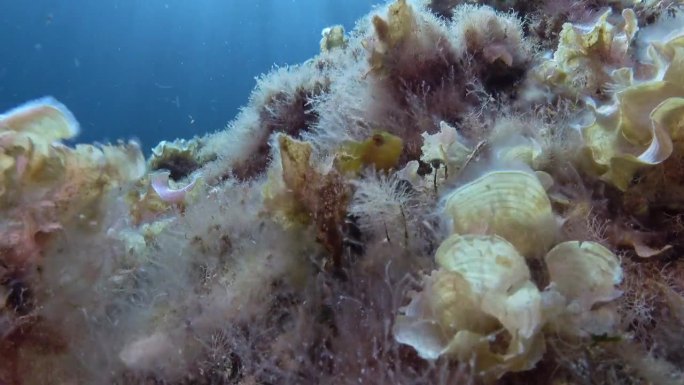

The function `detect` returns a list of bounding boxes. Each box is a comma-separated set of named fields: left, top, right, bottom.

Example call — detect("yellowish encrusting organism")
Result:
left=364, top=0, right=417, bottom=74
left=0, top=97, right=145, bottom=269
left=581, top=46, right=684, bottom=188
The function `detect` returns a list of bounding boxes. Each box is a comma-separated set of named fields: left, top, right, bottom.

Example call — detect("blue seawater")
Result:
left=0, top=0, right=381, bottom=152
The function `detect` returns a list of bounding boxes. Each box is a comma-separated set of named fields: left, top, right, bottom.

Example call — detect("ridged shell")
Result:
left=444, top=170, right=556, bottom=256
left=394, top=232, right=549, bottom=382
left=434, top=234, right=542, bottom=340
left=435, top=234, right=530, bottom=295
left=430, top=270, right=499, bottom=335
left=408, top=234, right=544, bottom=380
left=495, top=138, right=542, bottom=167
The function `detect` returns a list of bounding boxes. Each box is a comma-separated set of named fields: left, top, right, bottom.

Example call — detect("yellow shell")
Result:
left=434, top=234, right=543, bottom=341
left=444, top=170, right=556, bottom=257
left=430, top=269, right=499, bottom=336
left=435, top=234, right=530, bottom=294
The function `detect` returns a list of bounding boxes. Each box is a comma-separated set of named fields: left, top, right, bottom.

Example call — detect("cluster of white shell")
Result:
left=393, top=167, right=623, bottom=382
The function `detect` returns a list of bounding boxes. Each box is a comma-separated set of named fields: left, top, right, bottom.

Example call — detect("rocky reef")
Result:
left=2, top=0, right=684, bottom=384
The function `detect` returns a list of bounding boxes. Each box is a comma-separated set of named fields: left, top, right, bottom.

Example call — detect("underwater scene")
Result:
left=2, top=0, right=684, bottom=384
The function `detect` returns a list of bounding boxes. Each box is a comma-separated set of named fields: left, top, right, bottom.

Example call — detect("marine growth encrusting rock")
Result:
left=2, top=0, right=684, bottom=384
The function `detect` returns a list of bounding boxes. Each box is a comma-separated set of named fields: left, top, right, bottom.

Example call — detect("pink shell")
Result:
left=150, top=170, right=197, bottom=204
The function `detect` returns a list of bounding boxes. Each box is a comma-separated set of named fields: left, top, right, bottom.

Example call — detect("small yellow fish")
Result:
left=337, top=131, right=403, bottom=174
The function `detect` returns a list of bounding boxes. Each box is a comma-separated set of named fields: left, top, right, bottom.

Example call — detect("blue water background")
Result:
left=0, top=0, right=382, bottom=152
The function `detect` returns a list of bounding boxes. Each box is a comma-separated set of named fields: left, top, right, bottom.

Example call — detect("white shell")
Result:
left=544, top=241, right=623, bottom=311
